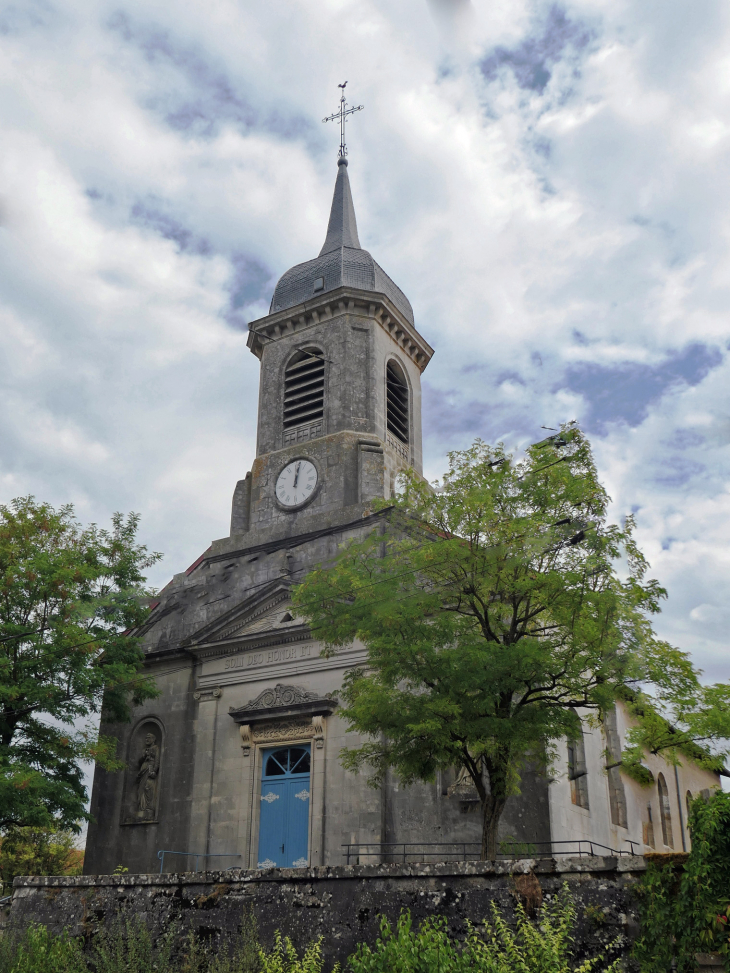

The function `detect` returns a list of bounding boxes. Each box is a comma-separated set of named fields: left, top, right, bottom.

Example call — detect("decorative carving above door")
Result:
left=229, top=683, right=337, bottom=726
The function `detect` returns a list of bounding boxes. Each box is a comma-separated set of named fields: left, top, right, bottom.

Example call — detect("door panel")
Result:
left=257, top=745, right=311, bottom=869
left=257, top=778, right=287, bottom=868
left=287, top=780, right=310, bottom=867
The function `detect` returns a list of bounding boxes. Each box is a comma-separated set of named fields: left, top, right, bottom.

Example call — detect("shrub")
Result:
left=258, top=932, right=336, bottom=973
left=348, top=888, right=620, bottom=973
left=679, top=790, right=730, bottom=964
left=348, top=912, right=468, bottom=972
left=210, top=910, right=261, bottom=973
left=0, top=925, right=86, bottom=973
left=471, top=892, right=621, bottom=973
left=634, top=789, right=730, bottom=972
left=88, top=914, right=175, bottom=973
left=0, top=908, right=262, bottom=973
left=180, top=909, right=261, bottom=973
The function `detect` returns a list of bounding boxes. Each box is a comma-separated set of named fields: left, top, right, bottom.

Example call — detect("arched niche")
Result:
left=121, top=718, right=164, bottom=826
left=657, top=772, right=674, bottom=848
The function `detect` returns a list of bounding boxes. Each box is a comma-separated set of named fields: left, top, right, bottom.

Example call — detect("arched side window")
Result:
left=603, top=706, right=628, bottom=828
left=386, top=360, right=409, bottom=445
left=567, top=714, right=589, bottom=809
left=643, top=804, right=656, bottom=848
left=657, top=773, right=674, bottom=848
left=283, top=350, right=325, bottom=432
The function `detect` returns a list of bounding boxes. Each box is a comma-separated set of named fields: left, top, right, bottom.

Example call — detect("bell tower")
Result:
left=84, top=120, right=439, bottom=877
left=230, top=158, right=434, bottom=542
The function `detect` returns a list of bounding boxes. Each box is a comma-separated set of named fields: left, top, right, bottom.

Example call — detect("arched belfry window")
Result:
left=284, top=350, right=325, bottom=431
left=386, top=360, right=409, bottom=445
left=657, top=773, right=674, bottom=848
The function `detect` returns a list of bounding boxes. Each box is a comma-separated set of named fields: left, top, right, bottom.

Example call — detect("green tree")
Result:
left=0, top=826, right=82, bottom=895
left=292, top=425, right=730, bottom=859
left=0, top=497, right=161, bottom=832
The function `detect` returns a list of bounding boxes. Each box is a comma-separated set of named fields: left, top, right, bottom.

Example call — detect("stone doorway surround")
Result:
left=228, top=684, right=338, bottom=869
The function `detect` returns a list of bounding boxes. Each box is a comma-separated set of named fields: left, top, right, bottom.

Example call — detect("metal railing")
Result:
left=342, top=839, right=640, bottom=865
left=157, top=850, right=241, bottom=874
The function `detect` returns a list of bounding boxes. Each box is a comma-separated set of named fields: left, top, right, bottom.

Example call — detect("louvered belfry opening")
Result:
left=386, top=360, right=409, bottom=444
left=283, top=350, right=325, bottom=430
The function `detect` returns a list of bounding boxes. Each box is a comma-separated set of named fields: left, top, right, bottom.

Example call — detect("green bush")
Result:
left=471, top=893, right=621, bottom=973
left=348, top=912, right=468, bottom=972
left=89, top=914, right=175, bottom=973
left=258, top=932, right=334, bottom=973
left=0, top=925, right=86, bottom=973
left=210, top=909, right=261, bottom=973
left=89, top=910, right=262, bottom=973
left=0, top=909, right=262, bottom=973
left=348, top=888, right=620, bottom=973
left=680, top=790, right=730, bottom=963
left=178, top=910, right=260, bottom=973
left=634, top=789, right=730, bottom=972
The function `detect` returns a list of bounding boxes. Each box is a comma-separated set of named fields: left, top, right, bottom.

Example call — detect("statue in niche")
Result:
left=448, top=761, right=480, bottom=801
left=135, top=732, right=160, bottom=819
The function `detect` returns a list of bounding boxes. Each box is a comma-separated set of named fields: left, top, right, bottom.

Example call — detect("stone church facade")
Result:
left=85, top=159, right=720, bottom=875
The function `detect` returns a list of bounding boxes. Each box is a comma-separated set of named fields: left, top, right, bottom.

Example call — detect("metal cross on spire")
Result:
left=322, top=82, right=364, bottom=159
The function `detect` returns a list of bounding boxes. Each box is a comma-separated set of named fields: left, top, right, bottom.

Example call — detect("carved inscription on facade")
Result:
left=224, top=644, right=312, bottom=671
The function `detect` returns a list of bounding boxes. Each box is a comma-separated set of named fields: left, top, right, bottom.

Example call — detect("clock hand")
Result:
left=293, top=462, right=301, bottom=488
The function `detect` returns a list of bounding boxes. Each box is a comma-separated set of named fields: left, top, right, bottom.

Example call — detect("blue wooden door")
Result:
left=257, top=745, right=311, bottom=868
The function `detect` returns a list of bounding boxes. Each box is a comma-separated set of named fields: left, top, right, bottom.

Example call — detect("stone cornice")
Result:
left=247, top=286, right=434, bottom=373
left=13, top=855, right=648, bottom=886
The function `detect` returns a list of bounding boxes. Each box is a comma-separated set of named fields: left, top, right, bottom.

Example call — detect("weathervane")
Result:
left=322, top=82, right=364, bottom=159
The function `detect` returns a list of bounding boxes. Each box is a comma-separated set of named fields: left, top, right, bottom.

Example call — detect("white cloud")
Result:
left=1, top=0, right=729, bottom=815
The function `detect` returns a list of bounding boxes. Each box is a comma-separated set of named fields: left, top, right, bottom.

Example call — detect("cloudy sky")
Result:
left=2, top=0, right=730, bottom=711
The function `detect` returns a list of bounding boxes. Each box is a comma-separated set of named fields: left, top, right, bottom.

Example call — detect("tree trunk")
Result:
left=479, top=754, right=510, bottom=860
left=480, top=794, right=507, bottom=860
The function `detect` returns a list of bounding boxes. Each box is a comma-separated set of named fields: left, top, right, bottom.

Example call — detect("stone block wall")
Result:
left=10, top=857, right=645, bottom=969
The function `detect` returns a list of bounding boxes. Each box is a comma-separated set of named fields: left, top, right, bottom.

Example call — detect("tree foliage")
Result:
left=0, top=497, right=161, bottom=831
left=292, top=425, right=730, bottom=858
left=0, top=826, right=82, bottom=895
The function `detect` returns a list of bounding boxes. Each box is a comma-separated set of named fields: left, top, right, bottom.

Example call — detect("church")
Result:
left=85, top=149, right=720, bottom=875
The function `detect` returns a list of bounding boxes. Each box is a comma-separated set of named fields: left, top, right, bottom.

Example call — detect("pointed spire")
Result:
left=319, top=158, right=361, bottom=256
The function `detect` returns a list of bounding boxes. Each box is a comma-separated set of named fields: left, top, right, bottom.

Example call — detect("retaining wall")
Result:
left=10, top=857, right=646, bottom=969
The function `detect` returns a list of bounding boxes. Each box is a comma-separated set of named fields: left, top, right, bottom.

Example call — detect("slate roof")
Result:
left=269, top=159, right=414, bottom=325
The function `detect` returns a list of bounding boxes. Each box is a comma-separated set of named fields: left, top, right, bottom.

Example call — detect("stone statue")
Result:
left=136, top=732, right=160, bottom=819
left=448, top=760, right=480, bottom=800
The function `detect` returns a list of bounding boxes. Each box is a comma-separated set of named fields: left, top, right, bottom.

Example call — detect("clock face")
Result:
left=276, top=459, right=318, bottom=508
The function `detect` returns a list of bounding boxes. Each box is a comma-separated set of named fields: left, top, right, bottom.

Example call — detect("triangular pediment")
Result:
left=182, top=580, right=306, bottom=651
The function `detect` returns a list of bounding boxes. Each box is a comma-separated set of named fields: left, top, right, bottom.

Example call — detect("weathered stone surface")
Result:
left=11, top=858, right=645, bottom=969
